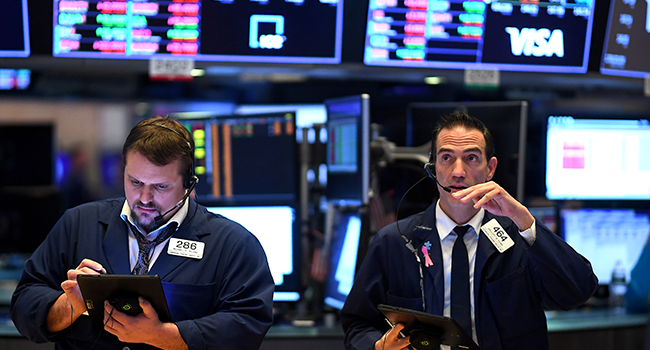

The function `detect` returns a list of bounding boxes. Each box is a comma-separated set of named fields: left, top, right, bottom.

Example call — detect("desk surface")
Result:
left=1, top=308, right=648, bottom=338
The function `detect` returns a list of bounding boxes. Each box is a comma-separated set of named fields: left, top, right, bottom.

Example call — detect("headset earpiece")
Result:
left=424, top=151, right=435, bottom=179
left=184, top=175, right=198, bottom=189
left=424, top=161, right=435, bottom=179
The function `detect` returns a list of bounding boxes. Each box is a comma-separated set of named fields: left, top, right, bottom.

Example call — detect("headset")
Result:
left=423, top=151, right=451, bottom=193
left=145, top=123, right=199, bottom=224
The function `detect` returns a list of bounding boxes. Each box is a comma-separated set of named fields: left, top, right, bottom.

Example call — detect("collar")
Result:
left=120, top=198, right=188, bottom=238
left=435, top=200, right=484, bottom=239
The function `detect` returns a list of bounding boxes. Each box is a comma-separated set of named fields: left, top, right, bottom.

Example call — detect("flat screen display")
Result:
left=325, top=94, right=371, bottom=205
left=546, top=116, right=650, bottom=200
left=0, top=0, right=30, bottom=57
left=407, top=101, right=528, bottom=201
left=53, top=0, right=343, bottom=64
left=207, top=206, right=300, bottom=302
left=600, top=0, right=650, bottom=77
left=560, top=208, right=650, bottom=284
left=323, top=210, right=362, bottom=309
left=364, top=0, right=595, bottom=73
left=0, top=125, right=54, bottom=186
left=175, top=112, right=298, bottom=205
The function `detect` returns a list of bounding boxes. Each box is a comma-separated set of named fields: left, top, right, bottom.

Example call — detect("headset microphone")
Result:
left=423, top=162, right=452, bottom=193
left=153, top=176, right=198, bottom=224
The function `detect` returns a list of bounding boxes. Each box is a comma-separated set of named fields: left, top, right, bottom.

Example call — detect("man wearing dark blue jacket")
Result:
left=11, top=116, right=275, bottom=350
left=340, top=112, right=598, bottom=350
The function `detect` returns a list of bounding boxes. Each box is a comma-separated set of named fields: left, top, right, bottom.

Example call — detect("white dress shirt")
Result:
left=435, top=201, right=537, bottom=349
left=120, top=199, right=189, bottom=273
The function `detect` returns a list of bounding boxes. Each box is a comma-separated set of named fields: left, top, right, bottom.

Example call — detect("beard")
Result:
left=131, top=202, right=163, bottom=233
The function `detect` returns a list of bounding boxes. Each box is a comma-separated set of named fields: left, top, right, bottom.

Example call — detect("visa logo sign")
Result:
left=505, top=27, right=564, bottom=58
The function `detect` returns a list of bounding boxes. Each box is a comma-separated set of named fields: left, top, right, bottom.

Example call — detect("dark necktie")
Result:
left=451, top=225, right=472, bottom=341
left=130, top=222, right=178, bottom=275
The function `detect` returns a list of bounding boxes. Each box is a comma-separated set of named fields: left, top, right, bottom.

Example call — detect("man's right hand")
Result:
left=46, top=259, right=106, bottom=332
left=374, top=323, right=412, bottom=350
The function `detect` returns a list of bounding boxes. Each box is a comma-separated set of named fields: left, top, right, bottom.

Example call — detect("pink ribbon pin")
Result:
left=421, top=246, right=434, bottom=267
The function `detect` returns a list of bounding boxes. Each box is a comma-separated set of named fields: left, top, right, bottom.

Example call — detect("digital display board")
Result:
left=0, top=0, right=30, bottom=57
left=53, top=0, right=343, bottom=64
left=364, top=0, right=595, bottom=73
left=600, top=0, right=650, bottom=77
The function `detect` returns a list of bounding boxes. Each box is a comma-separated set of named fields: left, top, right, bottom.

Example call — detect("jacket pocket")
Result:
left=163, top=281, right=217, bottom=322
left=484, top=266, right=546, bottom=341
left=386, top=290, right=424, bottom=311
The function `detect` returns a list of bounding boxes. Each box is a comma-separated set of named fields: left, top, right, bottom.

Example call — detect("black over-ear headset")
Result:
left=146, top=123, right=199, bottom=224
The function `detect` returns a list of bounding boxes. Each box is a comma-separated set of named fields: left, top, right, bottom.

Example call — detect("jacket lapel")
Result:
left=474, top=212, right=510, bottom=288
left=474, top=212, right=511, bottom=343
left=101, top=203, right=132, bottom=274
left=410, top=204, right=445, bottom=314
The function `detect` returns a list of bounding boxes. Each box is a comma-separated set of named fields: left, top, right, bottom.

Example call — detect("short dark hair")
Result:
left=429, top=112, right=495, bottom=161
left=122, top=116, right=194, bottom=179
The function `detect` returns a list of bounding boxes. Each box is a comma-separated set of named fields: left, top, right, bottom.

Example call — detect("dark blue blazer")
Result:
left=341, top=203, right=598, bottom=350
left=11, top=198, right=275, bottom=350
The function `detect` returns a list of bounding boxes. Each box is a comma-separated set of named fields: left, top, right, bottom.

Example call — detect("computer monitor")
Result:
left=545, top=116, right=650, bottom=200
left=207, top=206, right=300, bottom=302
left=406, top=101, right=528, bottom=201
left=325, top=94, right=371, bottom=205
left=363, top=0, right=595, bottom=73
left=0, top=0, right=30, bottom=57
left=560, top=208, right=650, bottom=284
left=323, top=209, right=363, bottom=310
left=52, top=0, right=343, bottom=64
left=600, top=0, right=650, bottom=78
left=0, top=186, right=62, bottom=255
left=175, top=112, right=298, bottom=205
left=0, top=124, right=54, bottom=186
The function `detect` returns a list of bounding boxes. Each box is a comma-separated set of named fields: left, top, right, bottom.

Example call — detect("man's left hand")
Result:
left=452, top=181, right=534, bottom=231
left=103, top=298, right=187, bottom=350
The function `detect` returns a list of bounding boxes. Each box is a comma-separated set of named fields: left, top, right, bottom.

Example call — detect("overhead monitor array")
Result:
left=52, top=0, right=343, bottom=64
left=0, top=0, right=637, bottom=77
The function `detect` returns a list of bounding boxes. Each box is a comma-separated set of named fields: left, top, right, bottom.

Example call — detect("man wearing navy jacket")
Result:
left=341, top=112, right=598, bottom=350
left=11, top=116, right=275, bottom=350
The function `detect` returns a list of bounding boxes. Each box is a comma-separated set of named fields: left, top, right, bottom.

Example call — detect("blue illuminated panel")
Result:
left=52, top=0, right=343, bottom=64
left=324, top=211, right=362, bottom=309
left=364, top=0, right=595, bottom=73
left=0, top=0, right=30, bottom=57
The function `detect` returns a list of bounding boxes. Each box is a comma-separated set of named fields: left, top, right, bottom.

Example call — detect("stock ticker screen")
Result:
left=363, top=0, right=596, bottom=73
left=53, top=0, right=342, bottom=64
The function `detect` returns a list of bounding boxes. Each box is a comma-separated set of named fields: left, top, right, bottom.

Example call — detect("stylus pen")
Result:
left=385, top=318, right=415, bottom=350
left=384, top=318, right=408, bottom=339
